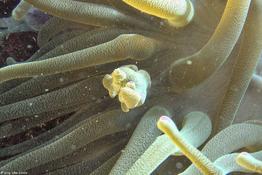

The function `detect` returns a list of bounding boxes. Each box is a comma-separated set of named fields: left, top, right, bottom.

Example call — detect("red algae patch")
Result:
left=0, top=31, right=38, bottom=66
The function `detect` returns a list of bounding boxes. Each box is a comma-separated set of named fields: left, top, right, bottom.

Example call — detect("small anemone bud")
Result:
left=102, top=74, right=115, bottom=97
left=112, top=68, right=127, bottom=82
left=102, top=65, right=151, bottom=112
left=119, top=87, right=142, bottom=112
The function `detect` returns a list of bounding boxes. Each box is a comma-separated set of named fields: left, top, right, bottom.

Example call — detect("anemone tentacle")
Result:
left=213, top=0, right=262, bottom=133
left=168, top=0, right=251, bottom=92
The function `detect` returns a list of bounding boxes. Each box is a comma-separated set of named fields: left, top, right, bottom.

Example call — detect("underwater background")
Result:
left=0, top=0, right=261, bottom=174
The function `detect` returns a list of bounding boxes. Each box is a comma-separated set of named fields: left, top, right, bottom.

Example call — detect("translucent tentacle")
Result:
left=126, top=111, right=212, bottom=175
left=157, top=116, right=223, bottom=175
left=25, top=0, right=153, bottom=30
left=0, top=34, right=161, bottom=83
left=213, top=0, right=262, bottom=133
left=168, top=0, right=251, bottom=92
left=109, top=106, right=170, bottom=175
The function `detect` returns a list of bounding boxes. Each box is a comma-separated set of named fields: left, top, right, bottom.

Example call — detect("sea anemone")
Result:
left=0, top=0, right=261, bottom=174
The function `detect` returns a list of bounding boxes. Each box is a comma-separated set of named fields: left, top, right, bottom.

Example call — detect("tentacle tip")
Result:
left=236, top=151, right=262, bottom=173
left=168, top=0, right=195, bottom=28
left=6, top=57, right=18, bottom=66
left=159, top=115, right=172, bottom=123
left=12, top=11, right=21, bottom=21
left=11, top=1, right=32, bottom=21
left=238, top=152, right=249, bottom=157
left=157, top=115, right=177, bottom=133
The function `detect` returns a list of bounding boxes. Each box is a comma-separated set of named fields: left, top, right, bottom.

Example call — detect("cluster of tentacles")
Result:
left=0, top=0, right=261, bottom=174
